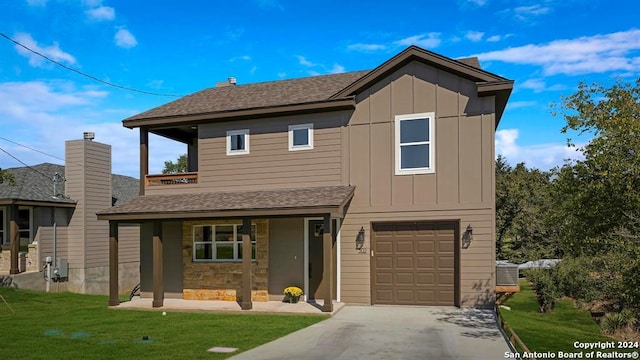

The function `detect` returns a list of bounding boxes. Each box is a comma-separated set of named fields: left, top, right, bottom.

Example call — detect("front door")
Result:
left=307, top=219, right=338, bottom=301
left=308, top=220, right=324, bottom=300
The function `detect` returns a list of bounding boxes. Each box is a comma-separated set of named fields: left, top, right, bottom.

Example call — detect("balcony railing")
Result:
left=145, top=172, right=198, bottom=186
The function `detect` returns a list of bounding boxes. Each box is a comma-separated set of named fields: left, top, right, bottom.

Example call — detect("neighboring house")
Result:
left=98, top=45, right=513, bottom=311
left=0, top=136, right=140, bottom=294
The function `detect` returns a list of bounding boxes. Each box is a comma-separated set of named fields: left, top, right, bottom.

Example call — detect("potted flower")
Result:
left=283, top=286, right=303, bottom=303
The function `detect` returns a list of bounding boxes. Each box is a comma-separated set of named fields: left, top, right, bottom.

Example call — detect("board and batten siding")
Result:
left=340, top=60, right=497, bottom=307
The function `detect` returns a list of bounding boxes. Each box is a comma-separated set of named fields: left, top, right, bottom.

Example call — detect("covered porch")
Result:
left=97, top=185, right=354, bottom=313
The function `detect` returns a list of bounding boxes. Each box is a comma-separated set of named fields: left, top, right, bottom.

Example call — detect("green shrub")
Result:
left=601, top=309, right=636, bottom=334
left=525, top=268, right=560, bottom=313
left=553, top=256, right=603, bottom=303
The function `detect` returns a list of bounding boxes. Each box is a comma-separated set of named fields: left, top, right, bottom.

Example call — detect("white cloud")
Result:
left=465, top=31, right=485, bottom=42
left=474, top=29, right=640, bottom=76
left=347, top=43, right=387, bottom=52
left=86, top=6, right=115, bottom=21
left=0, top=80, right=181, bottom=177
left=13, top=33, right=76, bottom=67
left=513, top=5, right=550, bottom=20
left=296, top=55, right=315, bottom=67
left=496, top=129, right=583, bottom=170
left=26, top=0, right=47, bottom=6
left=230, top=55, right=251, bottom=62
left=466, top=0, right=487, bottom=5
left=329, top=64, right=345, bottom=74
left=520, top=78, right=546, bottom=92
left=114, top=28, right=137, bottom=48
left=395, top=33, right=441, bottom=49
left=507, top=100, right=537, bottom=109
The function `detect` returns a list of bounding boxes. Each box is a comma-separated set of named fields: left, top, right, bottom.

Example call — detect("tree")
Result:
left=495, top=156, right=558, bottom=262
left=0, top=169, right=16, bottom=186
left=162, top=154, right=188, bottom=174
left=553, top=79, right=640, bottom=256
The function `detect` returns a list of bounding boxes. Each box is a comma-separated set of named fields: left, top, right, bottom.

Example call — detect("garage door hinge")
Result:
left=371, top=250, right=374, bottom=256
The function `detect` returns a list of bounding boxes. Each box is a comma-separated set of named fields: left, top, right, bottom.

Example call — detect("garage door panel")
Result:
left=395, top=241, right=414, bottom=253
left=395, top=257, right=414, bottom=269
left=376, top=241, right=393, bottom=253
left=438, top=257, right=455, bottom=269
left=372, top=221, right=457, bottom=306
left=416, top=240, right=435, bottom=253
left=416, top=272, right=435, bottom=285
left=376, top=257, right=393, bottom=269
left=376, top=272, right=393, bottom=285
left=395, top=272, right=414, bottom=285
left=417, top=256, right=435, bottom=269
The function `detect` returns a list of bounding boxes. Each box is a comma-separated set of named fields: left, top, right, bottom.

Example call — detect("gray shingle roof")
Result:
left=125, top=70, right=370, bottom=121
left=97, top=185, right=354, bottom=217
left=0, top=163, right=139, bottom=205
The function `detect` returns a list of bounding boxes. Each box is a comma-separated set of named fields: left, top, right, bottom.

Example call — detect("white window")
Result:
left=395, top=112, right=435, bottom=175
left=288, top=123, right=314, bottom=151
left=226, top=129, right=250, bottom=155
left=193, top=224, right=256, bottom=261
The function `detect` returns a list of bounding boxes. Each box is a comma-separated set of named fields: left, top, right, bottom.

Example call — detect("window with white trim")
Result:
left=193, top=224, right=256, bottom=261
left=288, top=123, right=314, bottom=151
left=226, top=129, right=250, bottom=155
left=395, top=112, right=435, bottom=175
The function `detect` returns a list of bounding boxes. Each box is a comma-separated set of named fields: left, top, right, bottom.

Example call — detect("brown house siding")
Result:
left=340, top=60, right=497, bottom=307
left=145, top=112, right=349, bottom=195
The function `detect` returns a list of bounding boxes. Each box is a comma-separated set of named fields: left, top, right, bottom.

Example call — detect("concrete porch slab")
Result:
left=113, top=296, right=345, bottom=315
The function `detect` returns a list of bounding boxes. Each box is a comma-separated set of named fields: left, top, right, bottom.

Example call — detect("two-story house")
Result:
left=98, top=46, right=513, bottom=312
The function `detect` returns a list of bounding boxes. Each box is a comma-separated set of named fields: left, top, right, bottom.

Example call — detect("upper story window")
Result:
left=288, top=123, right=314, bottom=151
left=193, top=224, right=256, bottom=262
left=395, top=112, right=435, bottom=175
left=226, top=129, right=250, bottom=155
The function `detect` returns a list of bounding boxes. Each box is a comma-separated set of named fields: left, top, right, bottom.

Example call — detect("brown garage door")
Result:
left=371, top=221, right=457, bottom=306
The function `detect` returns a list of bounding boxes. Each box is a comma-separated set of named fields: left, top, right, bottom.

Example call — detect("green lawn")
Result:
left=501, top=280, right=638, bottom=356
left=0, top=288, right=327, bottom=360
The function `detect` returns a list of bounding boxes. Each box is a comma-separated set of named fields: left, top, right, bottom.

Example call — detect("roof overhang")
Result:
left=123, top=98, right=356, bottom=130
left=97, top=186, right=355, bottom=222
left=0, top=199, right=77, bottom=208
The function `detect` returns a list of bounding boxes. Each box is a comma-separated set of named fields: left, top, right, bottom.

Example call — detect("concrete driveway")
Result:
left=228, top=305, right=512, bottom=360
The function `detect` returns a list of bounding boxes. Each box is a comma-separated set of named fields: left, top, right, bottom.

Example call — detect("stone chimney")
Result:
left=65, top=133, right=112, bottom=294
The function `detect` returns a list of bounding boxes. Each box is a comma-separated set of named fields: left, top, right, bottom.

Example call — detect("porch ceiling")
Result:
left=96, top=185, right=355, bottom=221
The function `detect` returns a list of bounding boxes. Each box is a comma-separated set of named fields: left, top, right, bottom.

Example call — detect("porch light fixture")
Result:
left=462, top=225, right=473, bottom=249
left=356, top=227, right=365, bottom=250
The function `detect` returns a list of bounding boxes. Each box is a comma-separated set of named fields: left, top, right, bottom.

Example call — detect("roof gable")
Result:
left=331, top=45, right=511, bottom=99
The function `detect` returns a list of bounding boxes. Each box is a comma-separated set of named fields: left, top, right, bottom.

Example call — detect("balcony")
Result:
left=145, top=172, right=198, bottom=186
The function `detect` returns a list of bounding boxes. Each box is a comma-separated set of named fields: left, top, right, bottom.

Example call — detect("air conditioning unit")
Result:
left=496, top=263, right=519, bottom=286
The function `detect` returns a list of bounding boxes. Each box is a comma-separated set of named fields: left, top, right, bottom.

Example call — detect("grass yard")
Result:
left=501, top=280, right=638, bottom=356
left=0, top=288, right=327, bottom=360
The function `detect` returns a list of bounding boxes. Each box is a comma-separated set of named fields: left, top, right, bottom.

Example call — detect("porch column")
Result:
left=152, top=221, right=164, bottom=308
left=322, top=214, right=334, bottom=312
left=140, top=127, right=149, bottom=196
left=108, top=221, right=119, bottom=306
left=240, top=218, right=252, bottom=310
left=9, top=204, right=19, bottom=275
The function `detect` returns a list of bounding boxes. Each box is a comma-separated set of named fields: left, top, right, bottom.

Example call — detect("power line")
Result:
left=0, top=31, right=183, bottom=98
left=0, top=136, right=66, bottom=163
left=0, top=146, right=52, bottom=181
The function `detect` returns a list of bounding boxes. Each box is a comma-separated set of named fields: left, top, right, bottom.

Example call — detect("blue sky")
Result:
left=0, top=0, right=639, bottom=177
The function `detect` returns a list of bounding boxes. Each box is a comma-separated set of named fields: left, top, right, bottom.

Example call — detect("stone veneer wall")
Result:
left=182, top=219, right=269, bottom=302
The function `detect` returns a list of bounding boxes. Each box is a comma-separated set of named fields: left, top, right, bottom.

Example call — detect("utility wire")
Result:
left=0, top=136, right=67, bottom=163
left=0, top=146, right=52, bottom=181
left=0, top=31, right=183, bottom=98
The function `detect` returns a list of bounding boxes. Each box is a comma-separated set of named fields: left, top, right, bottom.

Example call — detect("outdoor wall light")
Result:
left=356, top=227, right=365, bottom=250
left=462, top=225, right=473, bottom=249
